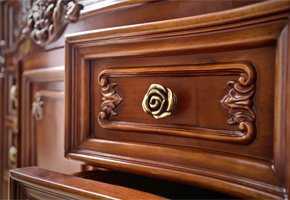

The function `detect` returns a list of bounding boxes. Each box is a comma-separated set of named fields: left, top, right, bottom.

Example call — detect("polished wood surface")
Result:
left=0, top=0, right=289, bottom=199
left=65, top=0, right=290, bottom=198
left=10, top=167, right=166, bottom=200
left=21, top=66, right=81, bottom=173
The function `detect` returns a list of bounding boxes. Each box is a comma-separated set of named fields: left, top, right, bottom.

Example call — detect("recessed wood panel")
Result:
left=95, top=63, right=256, bottom=144
left=91, top=47, right=275, bottom=160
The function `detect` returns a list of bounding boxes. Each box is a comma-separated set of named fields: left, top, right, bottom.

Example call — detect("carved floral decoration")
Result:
left=32, top=93, right=44, bottom=121
left=99, top=76, right=123, bottom=120
left=22, top=0, right=83, bottom=46
left=142, top=84, right=177, bottom=119
left=220, top=70, right=256, bottom=137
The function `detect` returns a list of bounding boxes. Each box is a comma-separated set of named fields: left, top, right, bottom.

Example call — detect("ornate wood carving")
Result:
left=32, top=93, right=44, bottom=121
left=32, top=90, right=64, bottom=121
left=98, top=63, right=256, bottom=144
left=220, top=72, right=256, bottom=141
left=98, top=75, right=123, bottom=120
left=22, top=0, right=83, bottom=46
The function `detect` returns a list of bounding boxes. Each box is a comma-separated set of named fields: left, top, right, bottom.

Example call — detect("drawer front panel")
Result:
left=65, top=2, right=290, bottom=198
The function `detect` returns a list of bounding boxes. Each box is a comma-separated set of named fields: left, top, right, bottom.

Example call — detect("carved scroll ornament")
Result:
left=220, top=68, right=256, bottom=139
left=99, top=76, right=123, bottom=120
left=31, top=90, right=64, bottom=121
left=32, top=93, right=44, bottom=121
left=22, top=0, right=83, bottom=46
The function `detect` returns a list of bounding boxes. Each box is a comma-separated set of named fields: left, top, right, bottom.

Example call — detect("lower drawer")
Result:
left=9, top=167, right=233, bottom=199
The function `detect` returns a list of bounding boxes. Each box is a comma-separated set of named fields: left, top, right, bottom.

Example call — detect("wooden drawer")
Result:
left=9, top=167, right=165, bottom=199
left=65, top=1, right=290, bottom=199
left=10, top=167, right=231, bottom=199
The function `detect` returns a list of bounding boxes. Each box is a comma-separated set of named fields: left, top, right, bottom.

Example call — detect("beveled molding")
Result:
left=65, top=1, right=290, bottom=199
left=98, top=63, right=256, bottom=144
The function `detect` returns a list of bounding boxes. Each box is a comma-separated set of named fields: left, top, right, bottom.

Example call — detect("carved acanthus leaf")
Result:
left=32, top=93, right=44, bottom=121
left=22, top=0, right=83, bottom=46
left=99, top=76, right=123, bottom=120
left=220, top=70, right=256, bottom=138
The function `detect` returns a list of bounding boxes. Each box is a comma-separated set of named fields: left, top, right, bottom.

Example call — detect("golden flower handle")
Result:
left=9, top=85, right=18, bottom=108
left=9, top=85, right=17, bottom=102
left=9, top=146, right=17, bottom=163
left=142, top=84, right=177, bottom=119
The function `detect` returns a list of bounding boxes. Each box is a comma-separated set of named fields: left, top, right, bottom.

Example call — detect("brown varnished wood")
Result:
left=91, top=47, right=274, bottom=160
left=22, top=48, right=65, bottom=71
left=0, top=0, right=289, bottom=199
left=283, top=16, right=290, bottom=197
left=9, top=167, right=166, bottom=200
left=97, top=63, right=256, bottom=143
left=21, top=66, right=81, bottom=173
left=1, top=58, right=19, bottom=199
left=65, top=1, right=290, bottom=199
left=51, top=0, right=262, bottom=49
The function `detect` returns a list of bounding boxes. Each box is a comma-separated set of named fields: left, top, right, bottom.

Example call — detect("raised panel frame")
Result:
left=65, top=1, right=290, bottom=198
left=97, top=63, right=256, bottom=143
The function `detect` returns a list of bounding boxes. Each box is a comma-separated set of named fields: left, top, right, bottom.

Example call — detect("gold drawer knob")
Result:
left=142, top=84, right=177, bottom=119
left=9, top=85, right=17, bottom=102
left=9, top=146, right=17, bottom=163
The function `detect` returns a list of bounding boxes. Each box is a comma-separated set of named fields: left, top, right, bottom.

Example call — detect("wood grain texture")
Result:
left=65, top=1, right=290, bottom=198
left=9, top=167, right=166, bottom=200
left=2, top=0, right=290, bottom=199
left=97, top=63, right=256, bottom=143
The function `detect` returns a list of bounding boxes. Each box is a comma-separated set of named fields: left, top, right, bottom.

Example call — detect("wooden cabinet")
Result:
left=0, top=0, right=290, bottom=199
left=64, top=1, right=290, bottom=198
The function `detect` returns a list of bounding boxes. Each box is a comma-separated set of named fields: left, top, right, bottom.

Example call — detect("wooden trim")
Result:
left=273, top=23, right=288, bottom=185
left=9, top=167, right=166, bottom=199
left=34, top=91, right=64, bottom=99
left=66, top=0, right=290, bottom=43
left=68, top=148, right=281, bottom=199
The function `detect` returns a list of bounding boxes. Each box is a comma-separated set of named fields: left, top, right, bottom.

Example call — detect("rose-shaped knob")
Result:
left=9, top=146, right=17, bottom=163
left=142, top=84, right=177, bottom=119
